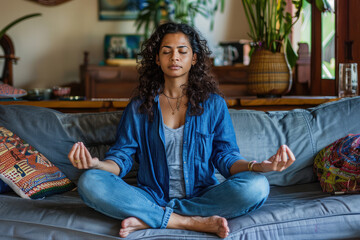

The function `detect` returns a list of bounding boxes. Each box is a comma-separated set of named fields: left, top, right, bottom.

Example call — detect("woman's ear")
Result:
left=156, top=54, right=160, bottom=66
left=192, top=53, right=197, bottom=65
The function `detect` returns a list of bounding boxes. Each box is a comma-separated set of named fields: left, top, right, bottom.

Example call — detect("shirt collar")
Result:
left=154, top=94, right=160, bottom=103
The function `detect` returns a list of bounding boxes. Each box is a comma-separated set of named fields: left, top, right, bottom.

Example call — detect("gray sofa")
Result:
left=1, top=97, right=360, bottom=240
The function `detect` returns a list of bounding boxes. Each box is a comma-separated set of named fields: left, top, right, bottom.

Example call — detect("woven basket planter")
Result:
left=247, top=49, right=292, bottom=97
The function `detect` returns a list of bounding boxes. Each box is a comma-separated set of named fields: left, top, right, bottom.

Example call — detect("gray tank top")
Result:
left=163, top=124, right=186, bottom=199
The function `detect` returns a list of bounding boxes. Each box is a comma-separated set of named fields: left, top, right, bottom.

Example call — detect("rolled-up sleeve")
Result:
left=105, top=101, right=139, bottom=178
left=210, top=98, right=245, bottom=178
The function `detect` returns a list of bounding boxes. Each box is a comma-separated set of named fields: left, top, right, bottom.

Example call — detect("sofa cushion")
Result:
left=0, top=126, right=75, bottom=199
left=230, top=97, right=360, bottom=186
left=1, top=97, right=360, bottom=187
left=230, top=108, right=313, bottom=185
left=314, top=133, right=360, bottom=194
left=0, top=105, right=126, bottom=184
left=3, top=183, right=358, bottom=239
left=0, top=105, right=84, bottom=183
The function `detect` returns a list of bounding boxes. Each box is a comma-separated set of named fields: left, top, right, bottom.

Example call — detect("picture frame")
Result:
left=98, top=0, right=145, bottom=20
left=104, top=34, right=144, bottom=59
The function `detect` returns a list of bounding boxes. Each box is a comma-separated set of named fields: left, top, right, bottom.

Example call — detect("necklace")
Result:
left=162, top=93, right=184, bottom=115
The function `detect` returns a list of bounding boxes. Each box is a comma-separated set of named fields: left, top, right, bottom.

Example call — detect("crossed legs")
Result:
left=78, top=170, right=269, bottom=238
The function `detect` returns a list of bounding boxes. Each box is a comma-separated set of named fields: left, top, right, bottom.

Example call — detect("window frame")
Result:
left=310, top=1, right=336, bottom=96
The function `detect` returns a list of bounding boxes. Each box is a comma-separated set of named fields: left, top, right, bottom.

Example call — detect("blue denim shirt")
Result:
left=105, top=94, right=244, bottom=206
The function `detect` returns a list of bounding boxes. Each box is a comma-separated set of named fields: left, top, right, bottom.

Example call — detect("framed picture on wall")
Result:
left=104, top=34, right=144, bottom=59
left=98, top=0, right=146, bottom=20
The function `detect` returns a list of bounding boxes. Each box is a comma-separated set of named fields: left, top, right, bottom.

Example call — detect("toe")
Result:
left=119, top=229, right=129, bottom=238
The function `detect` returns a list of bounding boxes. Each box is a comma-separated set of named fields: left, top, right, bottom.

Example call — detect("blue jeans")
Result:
left=77, top=169, right=269, bottom=229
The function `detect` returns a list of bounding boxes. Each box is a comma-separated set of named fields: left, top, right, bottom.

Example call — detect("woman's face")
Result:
left=156, top=32, right=197, bottom=82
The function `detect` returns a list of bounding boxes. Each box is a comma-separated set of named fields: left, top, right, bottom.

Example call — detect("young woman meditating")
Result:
left=68, top=22, right=295, bottom=238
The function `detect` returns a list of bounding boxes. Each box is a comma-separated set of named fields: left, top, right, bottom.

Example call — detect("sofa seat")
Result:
left=1, top=183, right=360, bottom=240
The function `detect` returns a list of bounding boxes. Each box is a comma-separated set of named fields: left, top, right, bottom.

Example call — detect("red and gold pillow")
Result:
left=0, top=127, right=75, bottom=199
left=314, top=133, right=360, bottom=194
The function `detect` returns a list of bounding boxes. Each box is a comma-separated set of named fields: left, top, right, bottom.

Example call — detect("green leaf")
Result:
left=313, top=0, right=333, bottom=12
left=315, top=0, right=324, bottom=12
left=285, top=37, right=298, bottom=68
left=303, top=0, right=332, bottom=12
left=0, top=13, right=41, bottom=39
left=217, top=0, right=225, bottom=12
left=134, top=0, right=225, bottom=39
left=242, top=0, right=257, bottom=41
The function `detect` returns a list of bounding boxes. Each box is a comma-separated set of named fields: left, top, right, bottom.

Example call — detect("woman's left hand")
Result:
left=68, top=142, right=100, bottom=170
left=258, top=145, right=296, bottom=173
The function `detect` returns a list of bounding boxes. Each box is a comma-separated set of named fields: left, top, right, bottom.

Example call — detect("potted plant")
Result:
left=135, top=0, right=225, bottom=39
left=242, top=0, right=331, bottom=97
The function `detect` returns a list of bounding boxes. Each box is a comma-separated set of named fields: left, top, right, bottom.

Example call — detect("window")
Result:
left=293, top=0, right=338, bottom=95
left=321, top=0, right=335, bottom=79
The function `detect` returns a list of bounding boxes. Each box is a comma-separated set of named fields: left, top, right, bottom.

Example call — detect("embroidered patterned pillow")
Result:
left=0, top=126, right=75, bottom=199
left=313, top=133, right=360, bottom=194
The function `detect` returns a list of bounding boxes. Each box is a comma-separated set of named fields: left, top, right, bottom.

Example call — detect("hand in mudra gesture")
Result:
left=68, top=142, right=100, bottom=169
left=259, top=145, right=296, bottom=173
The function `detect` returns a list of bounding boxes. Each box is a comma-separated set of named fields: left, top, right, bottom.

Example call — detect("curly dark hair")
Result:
left=136, top=22, right=222, bottom=120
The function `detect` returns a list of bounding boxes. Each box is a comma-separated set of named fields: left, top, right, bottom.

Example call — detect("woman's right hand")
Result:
left=68, top=142, right=100, bottom=170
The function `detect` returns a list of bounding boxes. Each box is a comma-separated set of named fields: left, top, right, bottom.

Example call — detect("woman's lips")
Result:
left=169, top=65, right=181, bottom=70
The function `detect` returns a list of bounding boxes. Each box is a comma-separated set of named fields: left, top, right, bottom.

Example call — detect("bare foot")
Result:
left=119, top=217, right=149, bottom=238
left=188, top=216, right=229, bottom=238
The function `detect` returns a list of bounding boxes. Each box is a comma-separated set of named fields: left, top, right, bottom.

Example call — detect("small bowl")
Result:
left=27, top=88, right=52, bottom=100
left=52, top=87, right=71, bottom=97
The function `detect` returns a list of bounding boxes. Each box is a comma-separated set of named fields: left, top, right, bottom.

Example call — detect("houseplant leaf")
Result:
left=305, top=0, right=332, bottom=12
left=285, top=36, right=298, bottom=68
left=134, top=0, right=225, bottom=39
left=0, top=13, right=41, bottom=40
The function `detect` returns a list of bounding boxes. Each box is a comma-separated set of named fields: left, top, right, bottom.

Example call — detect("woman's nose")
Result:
left=171, top=51, right=179, bottom=61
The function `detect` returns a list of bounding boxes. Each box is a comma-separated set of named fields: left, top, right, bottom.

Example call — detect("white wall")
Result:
left=0, top=0, right=249, bottom=89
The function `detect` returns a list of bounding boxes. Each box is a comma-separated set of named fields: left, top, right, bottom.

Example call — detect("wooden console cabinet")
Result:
left=80, top=63, right=249, bottom=99
left=212, top=65, right=248, bottom=97
left=80, top=64, right=139, bottom=99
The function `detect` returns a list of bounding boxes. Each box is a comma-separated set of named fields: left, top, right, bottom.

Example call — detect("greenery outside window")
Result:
left=299, top=0, right=334, bottom=79
left=300, top=0, right=311, bottom=50
left=321, top=0, right=335, bottom=79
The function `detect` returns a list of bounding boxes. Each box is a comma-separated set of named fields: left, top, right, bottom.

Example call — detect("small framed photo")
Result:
left=98, top=0, right=146, bottom=20
left=104, top=34, right=144, bottom=59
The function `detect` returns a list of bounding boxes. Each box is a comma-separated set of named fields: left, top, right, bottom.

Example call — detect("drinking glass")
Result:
left=338, top=63, right=358, bottom=98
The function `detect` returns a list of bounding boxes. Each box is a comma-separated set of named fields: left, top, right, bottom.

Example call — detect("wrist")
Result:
left=248, top=161, right=257, bottom=171
left=248, top=161, right=263, bottom=172
left=252, top=162, right=263, bottom=172
left=92, top=158, right=101, bottom=169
